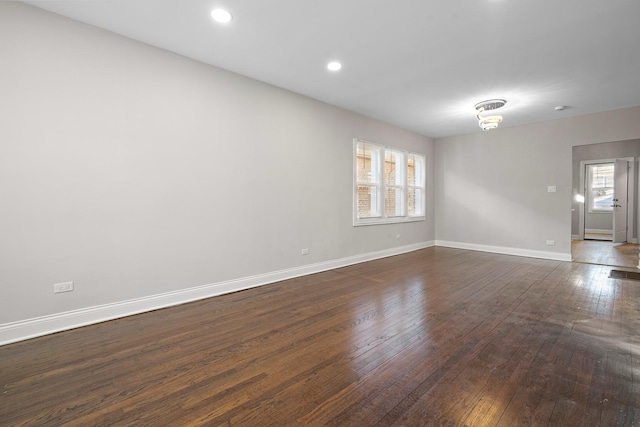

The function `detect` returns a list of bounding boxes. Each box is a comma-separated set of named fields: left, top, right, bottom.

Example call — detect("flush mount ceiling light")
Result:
left=211, top=8, right=233, bottom=23
left=327, top=61, right=342, bottom=71
left=475, top=99, right=506, bottom=131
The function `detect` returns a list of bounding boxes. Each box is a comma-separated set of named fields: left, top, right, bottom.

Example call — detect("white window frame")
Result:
left=353, top=139, right=426, bottom=226
left=407, top=153, right=426, bottom=217
left=384, top=148, right=406, bottom=218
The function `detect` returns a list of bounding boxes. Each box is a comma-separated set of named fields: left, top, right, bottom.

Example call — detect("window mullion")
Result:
left=380, top=147, right=386, bottom=218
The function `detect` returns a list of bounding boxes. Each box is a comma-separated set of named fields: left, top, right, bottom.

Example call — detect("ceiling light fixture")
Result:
left=474, top=99, right=506, bottom=131
left=327, top=61, right=342, bottom=72
left=211, top=8, right=233, bottom=24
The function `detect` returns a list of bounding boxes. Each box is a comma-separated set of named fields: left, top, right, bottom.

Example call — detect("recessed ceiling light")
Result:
left=211, top=8, right=233, bottom=24
left=327, top=61, right=342, bottom=72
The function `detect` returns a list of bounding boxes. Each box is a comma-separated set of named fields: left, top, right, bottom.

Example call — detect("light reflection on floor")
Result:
left=349, top=280, right=430, bottom=366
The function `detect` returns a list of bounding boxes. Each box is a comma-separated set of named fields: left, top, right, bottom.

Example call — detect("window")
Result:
left=587, top=163, right=614, bottom=213
left=407, top=153, right=425, bottom=217
left=355, top=142, right=381, bottom=219
left=384, top=149, right=404, bottom=217
left=354, top=139, right=426, bottom=225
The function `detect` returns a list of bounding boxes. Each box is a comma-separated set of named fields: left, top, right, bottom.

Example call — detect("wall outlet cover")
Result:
left=53, top=282, right=74, bottom=293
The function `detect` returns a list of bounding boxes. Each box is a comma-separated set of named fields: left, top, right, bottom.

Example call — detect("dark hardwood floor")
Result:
left=1, top=247, right=639, bottom=426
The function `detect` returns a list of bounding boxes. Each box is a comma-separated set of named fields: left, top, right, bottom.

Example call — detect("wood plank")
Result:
left=1, top=247, right=639, bottom=426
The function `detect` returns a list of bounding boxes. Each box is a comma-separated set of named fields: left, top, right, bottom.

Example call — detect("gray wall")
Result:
left=571, top=139, right=640, bottom=237
left=435, top=107, right=640, bottom=257
left=4, top=1, right=640, bottom=333
left=0, top=3, right=434, bottom=325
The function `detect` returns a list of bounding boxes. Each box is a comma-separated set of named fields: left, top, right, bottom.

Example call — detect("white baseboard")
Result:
left=585, top=229, right=613, bottom=234
left=0, top=241, right=435, bottom=346
left=571, top=230, right=638, bottom=245
left=435, top=240, right=572, bottom=262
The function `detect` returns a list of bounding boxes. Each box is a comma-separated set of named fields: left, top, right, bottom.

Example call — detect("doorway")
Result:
left=572, top=140, right=640, bottom=268
left=583, top=162, right=615, bottom=241
left=577, top=157, right=635, bottom=243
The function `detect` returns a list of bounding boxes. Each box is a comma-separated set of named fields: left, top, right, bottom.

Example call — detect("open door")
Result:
left=613, top=159, right=628, bottom=243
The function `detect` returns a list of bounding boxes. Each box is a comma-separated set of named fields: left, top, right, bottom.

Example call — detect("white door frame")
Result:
left=578, top=157, right=636, bottom=243
left=614, top=158, right=630, bottom=243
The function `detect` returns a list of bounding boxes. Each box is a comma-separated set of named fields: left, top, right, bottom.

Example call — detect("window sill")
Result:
left=354, top=216, right=425, bottom=227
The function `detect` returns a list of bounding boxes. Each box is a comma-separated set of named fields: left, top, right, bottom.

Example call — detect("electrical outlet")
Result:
left=301, top=248, right=309, bottom=255
left=546, top=240, right=555, bottom=246
left=396, top=234, right=401, bottom=239
left=53, top=281, right=74, bottom=294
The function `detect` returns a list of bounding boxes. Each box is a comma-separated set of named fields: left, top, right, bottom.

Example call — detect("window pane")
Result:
left=356, top=142, right=380, bottom=184
left=385, top=187, right=403, bottom=217
left=588, top=163, right=614, bottom=212
left=408, top=155, right=424, bottom=187
left=385, top=150, right=403, bottom=185
left=408, top=188, right=423, bottom=216
left=407, top=157, right=415, bottom=187
left=591, top=188, right=614, bottom=211
left=357, top=185, right=380, bottom=218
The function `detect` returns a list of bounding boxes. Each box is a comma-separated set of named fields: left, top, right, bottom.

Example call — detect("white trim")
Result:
left=571, top=234, right=580, bottom=240
left=584, top=236, right=612, bottom=241
left=0, top=241, right=435, bottom=347
left=435, top=240, right=572, bottom=262
left=585, top=228, right=614, bottom=234
left=626, top=159, right=636, bottom=243
left=353, top=216, right=425, bottom=226
left=582, top=233, right=637, bottom=243
left=578, top=157, right=635, bottom=242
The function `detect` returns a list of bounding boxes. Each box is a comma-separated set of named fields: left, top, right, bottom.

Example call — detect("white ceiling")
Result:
left=23, top=0, right=640, bottom=138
